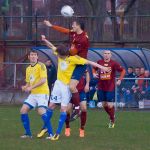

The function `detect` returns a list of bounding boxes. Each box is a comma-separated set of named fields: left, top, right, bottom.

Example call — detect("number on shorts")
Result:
left=51, top=95, right=58, bottom=101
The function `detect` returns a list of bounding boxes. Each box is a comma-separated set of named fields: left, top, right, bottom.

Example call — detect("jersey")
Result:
left=57, top=55, right=87, bottom=85
left=96, top=59, right=124, bottom=91
left=26, top=62, right=49, bottom=94
left=70, top=31, right=89, bottom=58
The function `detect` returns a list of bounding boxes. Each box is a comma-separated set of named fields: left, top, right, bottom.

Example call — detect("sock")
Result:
left=104, top=105, right=109, bottom=114
left=108, top=106, right=115, bottom=123
left=42, top=108, right=53, bottom=129
left=21, top=114, right=31, bottom=136
left=56, top=112, right=67, bottom=134
left=41, top=113, right=53, bottom=136
left=65, top=113, right=70, bottom=128
left=72, top=92, right=80, bottom=113
left=80, top=111, right=87, bottom=130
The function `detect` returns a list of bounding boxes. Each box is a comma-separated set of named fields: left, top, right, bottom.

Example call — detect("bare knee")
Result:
left=20, top=104, right=30, bottom=114
left=69, top=80, right=79, bottom=93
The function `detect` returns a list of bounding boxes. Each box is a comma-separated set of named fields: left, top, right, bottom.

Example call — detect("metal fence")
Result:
left=115, top=78, right=150, bottom=109
left=1, top=15, right=150, bottom=43
left=0, top=62, right=28, bottom=90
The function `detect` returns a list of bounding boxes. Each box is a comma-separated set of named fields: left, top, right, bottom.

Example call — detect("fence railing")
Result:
left=1, top=15, right=150, bottom=43
left=115, top=78, right=150, bottom=109
left=0, top=62, right=29, bottom=90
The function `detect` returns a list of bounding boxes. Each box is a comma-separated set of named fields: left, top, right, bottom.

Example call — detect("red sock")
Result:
left=109, top=106, right=115, bottom=123
left=65, top=113, right=70, bottom=128
left=104, top=105, right=109, bottom=114
left=72, top=92, right=80, bottom=113
left=80, top=111, right=87, bottom=130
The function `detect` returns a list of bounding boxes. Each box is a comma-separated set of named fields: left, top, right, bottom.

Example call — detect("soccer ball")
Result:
left=61, top=5, right=74, bottom=17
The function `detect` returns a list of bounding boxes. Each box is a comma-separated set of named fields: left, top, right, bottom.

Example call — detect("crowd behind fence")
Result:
left=0, top=63, right=150, bottom=109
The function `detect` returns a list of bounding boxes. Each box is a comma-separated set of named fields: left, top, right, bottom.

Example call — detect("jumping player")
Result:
left=44, top=20, right=89, bottom=118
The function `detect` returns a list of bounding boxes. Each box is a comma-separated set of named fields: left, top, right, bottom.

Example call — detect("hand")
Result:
left=84, top=84, right=89, bottom=93
left=24, top=86, right=32, bottom=92
left=41, top=35, right=46, bottom=41
left=44, top=20, right=52, bottom=27
left=21, top=85, right=27, bottom=91
left=116, top=80, right=121, bottom=86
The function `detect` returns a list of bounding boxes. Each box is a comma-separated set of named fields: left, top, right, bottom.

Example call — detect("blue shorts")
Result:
left=98, top=90, right=115, bottom=102
left=71, top=65, right=87, bottom=81
left=79, top=91, right=87, bottom=102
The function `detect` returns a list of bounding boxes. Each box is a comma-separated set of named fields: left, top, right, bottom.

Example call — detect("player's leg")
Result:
left=79, top=91, right=87, bottom=138
left=51, top=82, right=71, bottom=140
left=65, top=103, right=72, bottom=137
left=20, top=95, right=35, bottom=138
left=70, top=65, right=87, bottom=119
left=37, top=80, right=60, bottom=138
left=37, top=94, right=56, bottom=139
left=103, top=91, right=115, bottom=128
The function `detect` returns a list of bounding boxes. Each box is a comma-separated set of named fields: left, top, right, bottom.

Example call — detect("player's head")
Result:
left=127, top=66, right=134, bottom=74
left=72, top=20, right=85, bottom=32
left=144, top=70, right=150, bottom=77
left=28, top=50, right=38, bottom=64
left=135, top=67, right=140, bottom=75
left=103, top=50, right=112, bottom=61
left=56, top=44, right=70, bottom=58
left=140, top=67, right=145, bottom=75
left=45, top=59, right=52, bottom=66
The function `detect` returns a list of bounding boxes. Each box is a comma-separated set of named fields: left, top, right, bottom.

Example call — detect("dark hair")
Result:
left=128, top=66, right=133, bottom=69
left=28, top=49, right=38, bottom=55
left=56, top=44, right=69, bottom=56
left=74, top=20, right=85, bottom=31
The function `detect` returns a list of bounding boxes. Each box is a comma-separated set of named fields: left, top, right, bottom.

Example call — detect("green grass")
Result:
left=0, top=106, right=150, bottom=150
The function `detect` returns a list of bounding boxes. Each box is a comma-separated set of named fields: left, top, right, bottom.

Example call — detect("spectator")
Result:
left=122, top=67, right=135, bottom=107
left=138, top=67, right=145, bottom=90
left=135, top=67, right=140, bottom=77
left=45, top=59, right=56, bottom=93
left=141, top=70, right=150, bottom=99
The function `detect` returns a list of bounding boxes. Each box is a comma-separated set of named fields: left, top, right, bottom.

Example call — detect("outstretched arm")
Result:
left=44, top=20, right=70, bottom=34
left=86, top=60, right=110, bottom=72
left=41, top=35, right=57, bottom=52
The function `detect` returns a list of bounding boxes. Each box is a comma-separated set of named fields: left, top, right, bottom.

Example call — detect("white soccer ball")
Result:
left=61, top=5, right=74, bottom=17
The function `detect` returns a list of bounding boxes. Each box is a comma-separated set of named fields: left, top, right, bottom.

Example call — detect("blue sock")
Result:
left=56, top=112, right=67, bottom=135
left=21, top=114, right=31, bottom=136
left=41, top=113, right=53, bottom=136
left=42, top=108, right=53, bottom=129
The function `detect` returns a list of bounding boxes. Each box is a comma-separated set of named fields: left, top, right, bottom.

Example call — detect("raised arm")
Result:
left=41, top=35, right=57, bottom=52
left=44, top=20, right=70, bottom=34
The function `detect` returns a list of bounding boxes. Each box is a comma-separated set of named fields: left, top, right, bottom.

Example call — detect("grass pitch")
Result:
left=0, top=105, right=150, bottom=150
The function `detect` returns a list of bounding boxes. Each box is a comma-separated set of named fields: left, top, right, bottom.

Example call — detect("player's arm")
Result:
left=86, top=60, right=110, bottom=72
left=117, top=69, right=126, bottom=86
left=44, top=20, right=70, bottom=34
left=84, top=71, right=90, bottom=93
left=21, top=83, right=30, bottom=91
left=25, top=78, right=47, bottom=92
left=41, top=35, right=57, bottom=52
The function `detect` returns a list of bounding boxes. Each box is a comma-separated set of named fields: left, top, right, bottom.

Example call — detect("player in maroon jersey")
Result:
left=65, top=70, right=90, bottom=138
left=94, top=50, right=126, bottom=128
left=44, top=20, right=89, bottom=118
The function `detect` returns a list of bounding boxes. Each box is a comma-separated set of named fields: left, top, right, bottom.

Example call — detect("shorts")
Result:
left=98, top=90, right=115, bottom=102
left=24, top=94, right=49, bottom=109
left=71, top=65, right=87, bottom=81
left=79, top=91, right=87, bottom=102
left=50, top=80, right=72, bottom=107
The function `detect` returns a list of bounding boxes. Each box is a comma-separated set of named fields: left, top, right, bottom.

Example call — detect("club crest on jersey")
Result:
left=60, top=61, right=68, bottom=70
left=29, top=74, right=35, bottom=82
